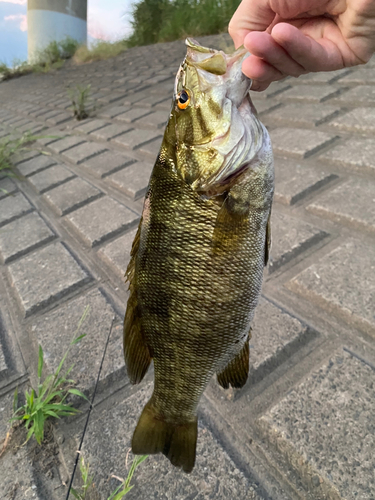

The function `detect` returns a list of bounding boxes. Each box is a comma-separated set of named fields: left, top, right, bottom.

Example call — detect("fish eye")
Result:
left=177, top=89, right=190, bottom=110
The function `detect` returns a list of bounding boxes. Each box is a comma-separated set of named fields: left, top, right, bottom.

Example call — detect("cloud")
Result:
left=0, top=0, right=27, bottom=5
left=88, top=0, right=133, bottom=41
left=4, top=13, right=27, bottom=31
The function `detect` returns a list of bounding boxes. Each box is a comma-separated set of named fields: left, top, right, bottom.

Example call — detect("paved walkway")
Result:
left=0, top=34, right=374, bottom=500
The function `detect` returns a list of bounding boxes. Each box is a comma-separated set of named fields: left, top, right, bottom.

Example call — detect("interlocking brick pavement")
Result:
left=0, top=33, right=374, bottom=500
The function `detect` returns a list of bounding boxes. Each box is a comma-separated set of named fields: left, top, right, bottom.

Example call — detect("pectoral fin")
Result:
left=123, top=218, right=152, bottom=384
left=217, top=335, right=250, bottom=389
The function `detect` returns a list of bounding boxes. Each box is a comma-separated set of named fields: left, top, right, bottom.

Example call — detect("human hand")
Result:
left=229, top=0, right=375, bottom=90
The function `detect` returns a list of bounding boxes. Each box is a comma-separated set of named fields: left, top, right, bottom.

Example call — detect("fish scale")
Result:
left=123, top=38, right=274, bottom=473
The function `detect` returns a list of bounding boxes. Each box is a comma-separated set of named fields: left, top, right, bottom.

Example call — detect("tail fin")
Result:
left=131, top=400, right=198, bottom=473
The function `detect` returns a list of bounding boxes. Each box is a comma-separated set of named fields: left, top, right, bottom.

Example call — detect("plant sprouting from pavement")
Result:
left=71, top=453, right=148, bottom=500
left=0, top=132, right=43, bottom=175
left=11, top=306, right=90, bottom=444
left=67, top=84, right=93, bottom=120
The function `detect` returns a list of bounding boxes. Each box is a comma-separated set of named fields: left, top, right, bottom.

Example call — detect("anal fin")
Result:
left=217, top=336, right=250, bottom=389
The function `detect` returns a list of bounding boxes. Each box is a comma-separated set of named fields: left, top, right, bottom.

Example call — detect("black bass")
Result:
left=123, top=38, right=274, bottom=473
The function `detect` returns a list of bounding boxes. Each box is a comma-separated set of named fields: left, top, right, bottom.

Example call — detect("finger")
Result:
left=241, top=55, right=285, bottom=91
left=228, top=0, right=276, bottom=48
left=244, top=31, right=307, bottom=77
left=271, top=22, right=348, bottom=72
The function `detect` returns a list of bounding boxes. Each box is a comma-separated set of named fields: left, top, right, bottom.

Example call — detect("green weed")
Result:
left=73, top=40, right=128, bottom=64
left=0, top=37, right=79, bottom=81
left=0, top=132, right=43, bottom=176
left=127, top=0, right=241, bottom=46
left=71, top=454, right=148, bottom=499
left=67, top=84, right=93, bottom=120
left=11, top=306, right=90, bottom=444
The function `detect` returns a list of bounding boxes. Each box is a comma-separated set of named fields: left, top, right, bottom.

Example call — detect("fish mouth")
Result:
left=174, top=38, right=251, bottom=104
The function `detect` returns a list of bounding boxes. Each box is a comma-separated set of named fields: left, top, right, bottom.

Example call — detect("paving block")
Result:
left=251, top=99, right=281, bottom=116
left=287, top=240, right=375, bottom=336
left=0, top=177, right=17, bottom=200
left=97, top=227, right=137, bottom=276
left=65, top=197, right=140, bottom=247
left=112, top=129, right=162, bottom=150
left=98, top=104, right=130, bottom=119
left=62, top=142, right=108, bottom=164
left=105, top=161, right=152, bottom=199
left=27, top=164, right=75, bottom=194
left=90, top=123, right=132, bottom=141
left=0, top=192, right=33, bottom=227
left=137, top=136, right=163, bottom=158
left=250, top=83, right=291, bottom=100
left=70, top=385, right=262, bottom=500
left=250, top=297, right=315, bottom=383
left=306, top=177, right=375, bottom=234
left=270, top=128, right=338, bottom=159
left=264, top=103, right=340, bottom=127
left=277, top=85, right=341, bottom=103
left=43, top=177, right=103, bottom=216
left=329, top=85, right=375, bottom=106
left=79, top=150, right=136, bottom=178
left=335, top=66, right=375, bottom=84
left=48, top=135, right=86, bottom=154
left=115, top=107, right=152, bottom=123
left=8, top=242, right=90, bottom=317
left=269, top=211, right=329, bottom=273
left=73, top=118, right=110, bottom=134
left=274, top=157, right=339, bottom=205
left=16, top=154, right=57, bottom=177
left=0, top=340, right=7, bottom=373
left=30, top=288, right=123, bottom=397
left=0, top=212, right=55, bottom=263
left=258, top=349, right=375, bottom=500
left=319, top=137, right=375, bottom=174
left=46, top=111, right=72, bottom=125
left=327, top=108, right=375, bottom=134
left=154, top=96, right=173, bottom=111
left=296, top=68, right=352, bottom=84
left=134, top=109, right=169, bottom=129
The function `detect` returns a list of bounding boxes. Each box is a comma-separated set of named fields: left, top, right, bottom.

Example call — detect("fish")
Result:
left=123, top=38, right=274, bottom=473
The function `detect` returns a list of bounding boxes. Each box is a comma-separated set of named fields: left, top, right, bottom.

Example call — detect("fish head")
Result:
left=164, top=38, right=271, bottom=198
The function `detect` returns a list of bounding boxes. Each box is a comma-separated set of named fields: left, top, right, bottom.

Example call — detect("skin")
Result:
left=229, top=0, right=375, bottom=90
left=124, top=41, right=273, bottom=472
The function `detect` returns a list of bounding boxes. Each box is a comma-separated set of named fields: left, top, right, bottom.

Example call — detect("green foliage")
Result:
left=127, top=0, right=241, bottom=47
left=0, top=37, right=79, bottom=81
left=71, top=454, right=148, bottom=499
left=73, top=40, right=128, bottom=64
left=67, top=84, right=93, bottom=121
left=11, top=306, right=90, bottom=445
left=71, top=456, right=95, bottom=500
left=0, top=132, right=43, bottom=176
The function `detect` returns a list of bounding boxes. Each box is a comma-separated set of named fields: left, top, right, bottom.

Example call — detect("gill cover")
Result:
left=171, top=39, right=269, bottom=198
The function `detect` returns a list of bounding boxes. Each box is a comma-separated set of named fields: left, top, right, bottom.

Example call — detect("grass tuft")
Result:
left=67, top=84, right=93, bottom=120
left=73, top=40, right=128, bottom=64
left=11, top=306, right=90, bottom=445
left=71, top=453, right=148, bottom=499
left=0, top=37, right=79, bottom=81
left=0, top=132, right=43, bottom=177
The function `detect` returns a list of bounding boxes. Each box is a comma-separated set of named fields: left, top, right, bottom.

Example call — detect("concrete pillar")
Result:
left=27, top=0, right=87, bottom=62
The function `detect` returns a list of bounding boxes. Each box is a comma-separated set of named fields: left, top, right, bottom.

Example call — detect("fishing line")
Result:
left=65, top=315, right=116, bottom=500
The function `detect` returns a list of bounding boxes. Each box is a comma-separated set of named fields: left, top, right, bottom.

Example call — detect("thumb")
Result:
left=229, top=0, right=276, bottom=48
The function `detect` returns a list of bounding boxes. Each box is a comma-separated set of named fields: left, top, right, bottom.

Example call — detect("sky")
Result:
left=0, top=0, right=135, bottom=65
